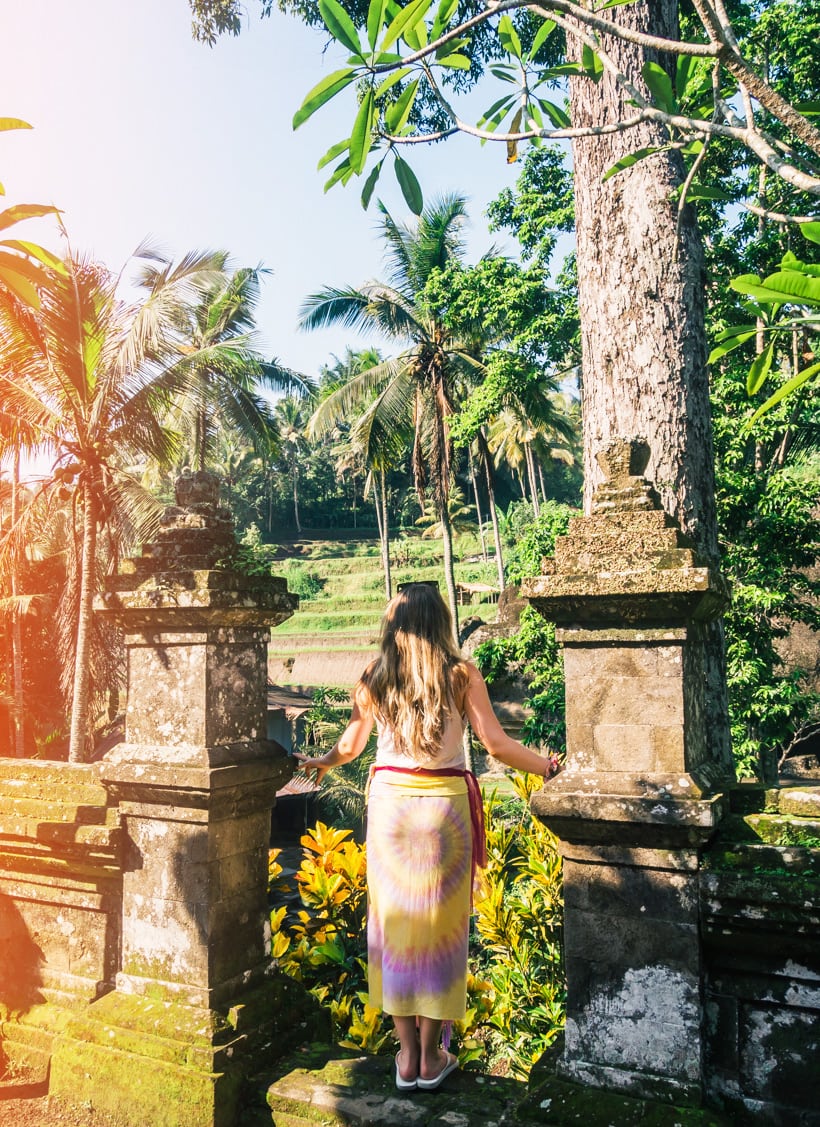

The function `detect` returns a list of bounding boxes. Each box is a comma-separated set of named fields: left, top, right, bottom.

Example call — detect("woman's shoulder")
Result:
left=452, top=658, right=481, bottom=712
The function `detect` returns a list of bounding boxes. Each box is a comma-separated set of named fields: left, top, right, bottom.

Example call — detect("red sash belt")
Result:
left=371, top=765, right=488, bottom=882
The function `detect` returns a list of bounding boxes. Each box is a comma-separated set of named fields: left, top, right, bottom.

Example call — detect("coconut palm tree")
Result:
left=274, top=397, right=309, bottom=536
left=0, top=249, right=234, bottom=761
left=312, top=347, right=396, bottom=596
left=135, top=251, right=310, bottom=472
left=300, top=195, right=482, bottom=636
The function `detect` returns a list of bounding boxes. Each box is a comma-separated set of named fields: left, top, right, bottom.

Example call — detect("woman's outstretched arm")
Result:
left=462, top=662, right=561, bottom=779
left=295, top=694, right=375, bottom=783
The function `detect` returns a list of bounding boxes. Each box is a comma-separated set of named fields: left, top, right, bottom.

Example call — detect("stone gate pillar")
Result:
left=523, top=438, right=731, bottom=1106
left=49, top=471, right=297, bottom=1127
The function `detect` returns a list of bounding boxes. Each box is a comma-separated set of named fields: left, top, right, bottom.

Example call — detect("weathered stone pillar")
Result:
left=49, top=471, right=297, bottom=1127
left=523, top=438, right=731, bottom=1106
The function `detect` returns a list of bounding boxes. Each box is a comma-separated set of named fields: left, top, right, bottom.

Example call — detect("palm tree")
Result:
left=136, top=251, right=310, bottom=471
left=274, top=398, right=308, bottom=535
left=312, top=347, right=396, bottom=596
left=0, top=249, right=230, bottom=761
left=300, top=195, right=482, bottom=636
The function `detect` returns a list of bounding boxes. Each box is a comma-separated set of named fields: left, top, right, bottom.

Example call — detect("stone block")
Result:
left=565, top=912, right=700, bottom=976
left=738, top=1004, right=820, bottom=1107
left=592, top=724, right=655, bottom=772
left=650, top=725, right=686, bottom=772
left=122, top=896, right=210, bottom=984
left=126, top=644, right=207, bottom=746
left=565, top=1002, right=700, bottom=1081
left=564, top=644, right=661, bottom=680
left=563, top=861, right=699, bottom=922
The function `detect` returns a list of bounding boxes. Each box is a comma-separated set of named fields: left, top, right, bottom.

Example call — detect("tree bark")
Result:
left=468, top=449, right=488, bottom=561
left=478, top=431, right=506, bottom=592
left=569, top=0, right=732, bottom=771
left=439, top=500, right=460, bottom=643
left=525, top=441, right=541, bottom=517
left=379, top=468, right=392, bottom=601
left=68, top=479, right=97, bottom=763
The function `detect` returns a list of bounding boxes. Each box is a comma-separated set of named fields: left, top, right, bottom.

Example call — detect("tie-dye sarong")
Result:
left=366, top=770, right=472, bottom=1020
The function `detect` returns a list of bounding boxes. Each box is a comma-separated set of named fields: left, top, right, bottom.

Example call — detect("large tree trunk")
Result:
left=68, top=480, right=97, bottom=763
left=568, top=0, right=732, bottom=771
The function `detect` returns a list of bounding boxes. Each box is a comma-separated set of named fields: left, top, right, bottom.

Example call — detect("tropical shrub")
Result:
left=472, top=773, right=565, bottom=1078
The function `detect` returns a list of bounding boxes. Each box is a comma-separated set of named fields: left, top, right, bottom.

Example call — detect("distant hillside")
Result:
left=268, top=535, right=500, bottom=691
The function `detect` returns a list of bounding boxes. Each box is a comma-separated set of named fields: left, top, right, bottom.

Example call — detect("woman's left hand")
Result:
left=294, top=752, right=332, bottom=784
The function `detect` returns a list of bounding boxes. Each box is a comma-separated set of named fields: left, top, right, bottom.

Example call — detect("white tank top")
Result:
left=374, top=708, right=467, bottom=770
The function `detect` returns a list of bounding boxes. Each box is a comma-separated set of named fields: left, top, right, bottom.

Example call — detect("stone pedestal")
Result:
left=49, top=472, right=298, bottom=1127
left=523, top=439, right=731, bottom=1106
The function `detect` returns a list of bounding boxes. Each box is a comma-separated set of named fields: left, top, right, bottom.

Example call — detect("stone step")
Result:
left=745, top=812, right=820, bottom=847
left=0, top=795, right=113, bottom=826
left=0, top=775, right=108, bottom=807
left=261, top=1045, right=734, bottom=1127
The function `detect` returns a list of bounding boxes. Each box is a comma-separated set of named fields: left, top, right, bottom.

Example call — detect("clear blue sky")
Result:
left=2, top=0, right=523, bottom=379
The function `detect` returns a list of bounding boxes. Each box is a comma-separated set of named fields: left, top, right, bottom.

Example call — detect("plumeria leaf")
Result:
left=478, top=93, right=517, bottom=127
left=318, top=0, right=364, bottom=57
left=381, top=0, right=433, bottom=52
left=527, top=19, right=556, bottom=61
left=394, top=153, right=423, bottom=214
left=324, top=156, right=353, bottom=192
left=438, top=53, right=471, bottom=69
left=374, top=66, right=413, bottom=98
left=385, top=79, right=420, bottom=133
left=498, top=15, right=523, bottom=59
left=750, top=360, right=820, bottom=422
left=602, top=146, right=661, bottom=180
left=431, top=0, right=459, bottom=38
left=642, top=60, right=676, bottom=112
left=537, top=98, right=570, bottom=129
left=317, top=138, right=351, bottom=170
left=361, top=158, right=384, bottom=208
left=294, top=69, right=357, bottom=129
left=708, top=329, right=757, bottom=364
left=0, top=203, right=60, bottom=231
left=746, top=341, right=775, bottom=395
left=582, top=44, right=604, bottom=81
left=366, top=0, right=387, bottom=49
left=799, top=221, right=820, bottom=245
left=0, top=239, right=67, bottom=273
left=349, top=88, right=375, bottom=173
left=507, top=107, right=524, bottom=163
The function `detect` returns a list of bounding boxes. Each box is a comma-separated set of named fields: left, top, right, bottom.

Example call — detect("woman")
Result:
left=297, top=583, right=562, bottom=1092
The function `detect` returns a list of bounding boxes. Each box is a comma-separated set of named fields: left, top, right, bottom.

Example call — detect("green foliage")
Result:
left=504, top=500, right=573, bottom=585
left=715, top=224, right=820, bottom=419
left=280, top=559, right=325, bottom=598
left=712, top=370, right=820, bottom=778
left=474, top=604, right=566, bottom=754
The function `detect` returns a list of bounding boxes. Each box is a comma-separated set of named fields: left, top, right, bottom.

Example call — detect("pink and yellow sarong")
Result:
left=366, top=767, right=482, bottom=1021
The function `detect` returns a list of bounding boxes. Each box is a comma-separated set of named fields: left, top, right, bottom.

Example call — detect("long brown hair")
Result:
left=359, top=583, right=468, bottom=761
